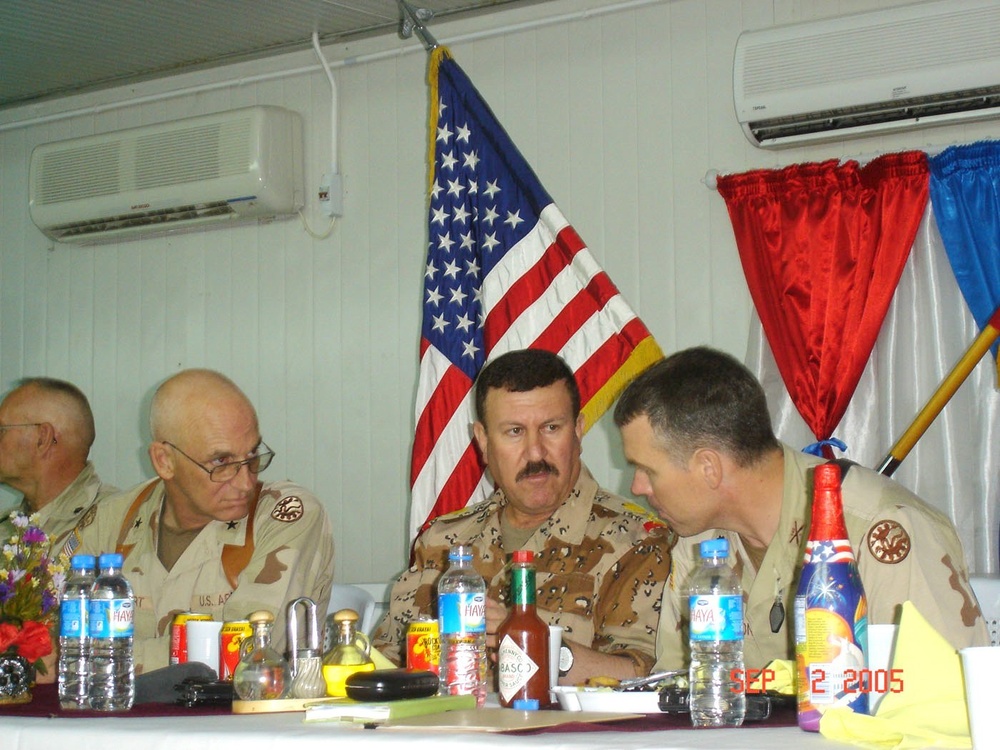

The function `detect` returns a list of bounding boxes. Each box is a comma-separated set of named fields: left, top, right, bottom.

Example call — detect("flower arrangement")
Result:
left=0, top=511, right=65, bottom=674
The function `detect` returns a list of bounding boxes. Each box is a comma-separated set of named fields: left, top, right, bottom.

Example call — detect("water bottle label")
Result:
left=60, top=599, right=88, bottom=638
left=88, top=598, right=135, bottom=638
left=689, top=593, right=743, bottom=641
left=438, top=591, right=486, bottom=635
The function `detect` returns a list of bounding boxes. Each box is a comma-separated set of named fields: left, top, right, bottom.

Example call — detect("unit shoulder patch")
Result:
left=271, top=495, right=304, bottom=523
left=866, top=519, right=911, bottom=564
left=78, top=504, right=98, bottom=529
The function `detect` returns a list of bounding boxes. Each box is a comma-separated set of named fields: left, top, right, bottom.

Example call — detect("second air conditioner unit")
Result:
left=29, top=105, right=304, bottom=244
left=734, top=0, right=1000, bottom=149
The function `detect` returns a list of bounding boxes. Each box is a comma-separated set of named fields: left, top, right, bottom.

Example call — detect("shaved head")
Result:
left=150, top=369, right=255, bottom=444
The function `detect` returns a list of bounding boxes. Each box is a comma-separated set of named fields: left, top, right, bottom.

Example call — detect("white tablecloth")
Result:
left=0, top=711, right=846, bottom=750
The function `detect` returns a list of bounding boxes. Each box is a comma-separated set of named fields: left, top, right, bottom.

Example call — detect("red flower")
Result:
left=0, top=620, right=53, bottom=662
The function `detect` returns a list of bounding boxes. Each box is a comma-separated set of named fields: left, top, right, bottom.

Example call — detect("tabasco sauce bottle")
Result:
left=497, top=549, right=550, bottom=709
left=795, top=463, right=869, bottom=731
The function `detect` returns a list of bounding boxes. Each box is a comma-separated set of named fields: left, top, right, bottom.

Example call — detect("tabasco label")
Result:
left=497, top=633, right=540, bottom=703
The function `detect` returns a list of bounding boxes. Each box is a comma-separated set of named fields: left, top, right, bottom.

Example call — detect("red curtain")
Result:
left=718, top=152, right=929, bottom=450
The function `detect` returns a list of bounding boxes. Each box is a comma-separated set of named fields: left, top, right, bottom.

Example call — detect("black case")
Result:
left=658, top=687, right=777, bottom=721
left=344, top=669, right=440, bottom=701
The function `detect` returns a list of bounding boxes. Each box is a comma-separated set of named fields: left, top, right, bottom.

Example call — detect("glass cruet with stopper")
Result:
left=322, top=608, right=375, bottom=697
left=233, top=610, right=290, bottom=700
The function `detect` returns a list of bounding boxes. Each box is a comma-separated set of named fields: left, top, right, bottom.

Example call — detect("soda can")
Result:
left=406, top=617, right=440, bottom=674
left=170, top=612, right=212, bottom=665
left=219, top=619, right=253, bottom=680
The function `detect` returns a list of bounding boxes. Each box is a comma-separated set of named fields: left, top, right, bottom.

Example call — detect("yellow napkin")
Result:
left=750, top=659, right=795, bottom=695
left=819, top=601, right=970, bottom=749
left=370, top=647, right=398, bottom=670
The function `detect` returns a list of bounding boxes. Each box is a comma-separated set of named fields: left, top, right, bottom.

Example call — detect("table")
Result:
left=0, top=701, right=846, bottom=750
left=0, top=711, right=845, bottom=750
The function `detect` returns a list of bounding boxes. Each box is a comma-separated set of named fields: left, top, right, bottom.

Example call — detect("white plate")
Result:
left=551, top=686, right=660, bottom=713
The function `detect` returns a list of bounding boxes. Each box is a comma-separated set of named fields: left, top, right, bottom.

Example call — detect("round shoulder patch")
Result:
left=866, top=519, right=911, bottom=564
left=271, top=495, right=304, bottom=523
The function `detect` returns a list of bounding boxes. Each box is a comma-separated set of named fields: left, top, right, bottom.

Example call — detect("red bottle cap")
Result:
left=511, top=549, right=534, bottom=563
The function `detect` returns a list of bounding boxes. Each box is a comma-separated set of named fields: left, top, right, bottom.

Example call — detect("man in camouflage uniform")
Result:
left=373, top=349, right=673, bottom=685
left=78, top=369, right=334, bottom=674
left=0, top=378, right=116, bottom=559
left=614, top=346, right=989, bottom=673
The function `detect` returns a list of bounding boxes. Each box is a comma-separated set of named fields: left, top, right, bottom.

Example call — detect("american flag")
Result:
left=409, top=47, right=663, bottom=542
left=804, top=539, right=856, bottom=564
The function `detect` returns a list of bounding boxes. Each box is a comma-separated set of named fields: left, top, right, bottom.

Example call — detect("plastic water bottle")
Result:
left=88, top=552, right=135, bottom=711
left=688, top=537, right=746, bottom=727
left=58, top=553, right=96, bottom=709
left=437, top=544, right=487, bottom=707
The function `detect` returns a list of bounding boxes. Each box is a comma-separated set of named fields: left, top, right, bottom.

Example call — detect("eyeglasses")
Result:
left=0, top=423, right=43, bottom=436
left=164, top=441, right=275, bottom=483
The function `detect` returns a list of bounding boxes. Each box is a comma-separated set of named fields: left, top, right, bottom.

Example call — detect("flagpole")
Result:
left=398, top=0, right=439, bottom=51
left=876, top=301, right=1000, bottom=476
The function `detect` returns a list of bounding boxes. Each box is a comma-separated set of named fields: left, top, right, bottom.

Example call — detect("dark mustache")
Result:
left=517, top=461, right=558, bottom=481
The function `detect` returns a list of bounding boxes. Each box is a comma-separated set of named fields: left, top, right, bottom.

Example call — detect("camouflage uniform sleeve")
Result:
left=591, top=526, right=673, bottom=675
left=859, top=502, right=988, bottom=649
left=371, top=535, right=448, bottom=665
left=222, top=484, right=335, bottom=656
left=653, top=543, right=693, bottom=672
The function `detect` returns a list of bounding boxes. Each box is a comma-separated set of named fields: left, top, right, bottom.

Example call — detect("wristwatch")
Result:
left=558, top=643, right=574, bottom=676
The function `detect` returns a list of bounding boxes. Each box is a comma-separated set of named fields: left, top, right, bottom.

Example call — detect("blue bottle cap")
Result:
left=70, top=554, right=96, bottom=569
left=98, top=552, right=124, bottom=568
left=699, top=538, right=729, bottom=558
left=512, top=698, right=540, bottom=710
left=448, top=544, right=474, bottom=562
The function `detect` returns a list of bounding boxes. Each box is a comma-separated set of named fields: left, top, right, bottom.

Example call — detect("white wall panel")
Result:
left=3, top=0, right=998, bottom=584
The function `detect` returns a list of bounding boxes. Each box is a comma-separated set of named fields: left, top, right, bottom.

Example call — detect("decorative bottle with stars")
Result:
left=794, top=462, right=868, bottom=731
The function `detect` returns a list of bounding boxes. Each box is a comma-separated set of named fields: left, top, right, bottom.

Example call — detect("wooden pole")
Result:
left=877, top=302, right=1000, bottom=476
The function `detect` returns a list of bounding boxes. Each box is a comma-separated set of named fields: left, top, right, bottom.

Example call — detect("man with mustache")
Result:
left=77, top=369, right=334, bottom=673
left=373, top=349, right=673, bottom=685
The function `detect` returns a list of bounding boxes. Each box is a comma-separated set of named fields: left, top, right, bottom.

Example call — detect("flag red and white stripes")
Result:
left=409, top=48, right=662, bottom=543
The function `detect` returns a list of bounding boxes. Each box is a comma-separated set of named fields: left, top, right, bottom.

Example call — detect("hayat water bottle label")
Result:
left=88, top=598, right=135, bottom=638
left=689, top=593, right=743, bottom=641
left=497, top=634, right=540, bottom=702
left=60, top=599, right=88, bottom=638
left=439, top=591, right=486, bottom=634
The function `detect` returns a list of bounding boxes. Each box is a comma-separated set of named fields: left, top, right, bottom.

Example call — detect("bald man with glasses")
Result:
left=0, top=377, right=117, bottom=559
left=77, top=369, right=334, bottom=674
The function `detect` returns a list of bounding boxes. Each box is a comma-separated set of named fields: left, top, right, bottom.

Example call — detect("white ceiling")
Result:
left=0, top=0, right=539, bottom=110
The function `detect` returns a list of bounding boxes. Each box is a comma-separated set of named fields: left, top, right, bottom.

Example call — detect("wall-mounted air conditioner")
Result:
left=29, top=105, right=304, bottom=244
left=734, top=0, right=1000, bottom=149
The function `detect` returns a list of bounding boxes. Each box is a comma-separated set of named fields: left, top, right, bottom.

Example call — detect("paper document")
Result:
left=304, top=694, right=476, bottom=724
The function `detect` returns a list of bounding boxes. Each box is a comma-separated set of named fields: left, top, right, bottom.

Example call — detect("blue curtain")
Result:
left=929, top=142, right=1000, bottom=362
